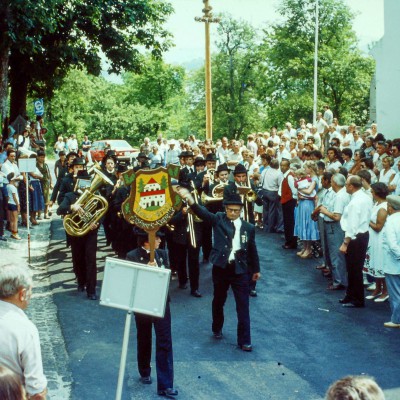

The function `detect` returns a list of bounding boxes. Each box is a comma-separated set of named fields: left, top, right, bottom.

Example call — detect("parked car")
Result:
left=89, top=140, right=139, bottom=164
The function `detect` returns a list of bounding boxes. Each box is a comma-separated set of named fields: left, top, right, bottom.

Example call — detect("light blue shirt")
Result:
left=383, top=213, right=400, bottom=275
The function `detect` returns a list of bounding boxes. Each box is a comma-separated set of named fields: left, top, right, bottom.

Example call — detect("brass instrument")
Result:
left=245, top=175, right=257, bottom=203
left=205, top=168, right=216, bottom=185
left=211, top=181, right=229, bottom=198
left=64, top=165, right=114, bottom=237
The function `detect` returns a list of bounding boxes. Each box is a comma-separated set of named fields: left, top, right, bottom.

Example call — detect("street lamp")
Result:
left=195, top=0, right=220, bottom=141
left=313, top=0, right=319, bottom=123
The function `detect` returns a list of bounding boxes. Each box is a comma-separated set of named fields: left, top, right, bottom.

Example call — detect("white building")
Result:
left=369, top=0, right=400, bottom=139
left=139, top=178, right=166, bottom=209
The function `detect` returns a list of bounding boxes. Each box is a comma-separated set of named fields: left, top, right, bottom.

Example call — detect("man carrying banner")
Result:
left=126, top=229, right=178, bottom=398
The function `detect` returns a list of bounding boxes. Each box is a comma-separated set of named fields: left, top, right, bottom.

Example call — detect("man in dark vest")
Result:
left=278, top=159, right=298, bottom=249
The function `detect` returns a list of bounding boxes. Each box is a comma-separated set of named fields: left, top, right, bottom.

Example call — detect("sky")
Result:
left=163, top=0, right=385, bottom=65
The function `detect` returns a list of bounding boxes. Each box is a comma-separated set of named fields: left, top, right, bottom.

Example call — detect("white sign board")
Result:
left=18, top=158, right=37, bottom=173
left=100, top=257, right=171, bottom=318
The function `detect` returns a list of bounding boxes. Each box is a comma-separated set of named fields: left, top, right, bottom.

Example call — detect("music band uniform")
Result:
left=126, top=243, right=175, bottom=395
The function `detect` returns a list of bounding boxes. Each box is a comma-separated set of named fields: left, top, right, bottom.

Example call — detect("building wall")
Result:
left=370, top=0, right=400, bottom=138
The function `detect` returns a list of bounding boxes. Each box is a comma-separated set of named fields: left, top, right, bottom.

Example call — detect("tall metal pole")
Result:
left=313, top=0, right=319, bottom=123
left=195, top=1, right=220, bottom=141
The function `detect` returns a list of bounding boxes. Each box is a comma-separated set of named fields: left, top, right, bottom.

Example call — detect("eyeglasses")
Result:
left=226, top=208, right=242, bottom=214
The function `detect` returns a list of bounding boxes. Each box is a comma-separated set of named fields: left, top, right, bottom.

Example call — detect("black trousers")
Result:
left=135, top=303, right=174, bottom=391
left=282, top=199, right=297, bottom=247
left=188, top=244, right=201, bottom=292
left=212, top=264, right=251, bottom=346
left=174, top=243, right=188, bottom=286
left=345, top=232, right=369, bottom=306
left=69, top=229, right=98, bottom=295
left=262, top=189, right=281, bottom=233
left=202, top=222, right=212, bottom=261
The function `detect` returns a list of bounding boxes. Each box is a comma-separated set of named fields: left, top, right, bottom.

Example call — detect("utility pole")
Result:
left=195, top=0, right=220, bottom=141
left=313, top=0, right=319, bottom=123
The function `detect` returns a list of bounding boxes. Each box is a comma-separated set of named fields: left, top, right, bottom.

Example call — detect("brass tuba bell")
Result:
left=63, top=165, right=114, bottom=237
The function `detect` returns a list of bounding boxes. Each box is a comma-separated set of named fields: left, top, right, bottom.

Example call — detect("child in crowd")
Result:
left=6, top=172, right=21, bottom=240
left=294, top=169, right=316, bottom=199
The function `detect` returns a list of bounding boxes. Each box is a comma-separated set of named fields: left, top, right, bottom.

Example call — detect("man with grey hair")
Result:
left=318, top=174, right=351, bottom=290
left=0, top=264, right=47, bottom=399
left=339, top=176, right=373, bottom=308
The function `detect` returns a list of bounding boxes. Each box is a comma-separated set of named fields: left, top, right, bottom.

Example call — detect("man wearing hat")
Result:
left=194, top=153, right=217, bottom=195
left=176, top=187, right=260, bottom=351
left=206, top=163, right=230, bottom=214
left=133, top=152, right=150, bottom=172
left=57, top=155, right=83, bottom=205
left=126, top=230, right=178, bottom=398
left=382, top=195, right=400, bottom=328
left=57, top=163, right=99, bottom=300
left=50, top=151, right=77, bottom=206
left=166, top=141, right=180, bottom=165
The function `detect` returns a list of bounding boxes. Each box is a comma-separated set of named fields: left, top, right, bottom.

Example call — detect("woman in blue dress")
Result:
left=294, top=160, right=320, bottom=258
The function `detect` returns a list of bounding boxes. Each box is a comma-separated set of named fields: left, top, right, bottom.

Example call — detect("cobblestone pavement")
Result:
left=0, top=215, right=72, bottom=399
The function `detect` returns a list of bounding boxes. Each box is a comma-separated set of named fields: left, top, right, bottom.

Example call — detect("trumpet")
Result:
left=204, top=168, right=216, bottom=185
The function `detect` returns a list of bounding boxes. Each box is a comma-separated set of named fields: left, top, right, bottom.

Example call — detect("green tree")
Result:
left=258, top=0, right=375, bottom=126
left=3, top=0, right=174, bottom=121
left=160, top=176, right=167, bottom=189
left=187, top=15, right=265, bottom=140
left=138, top=178, right=145, bottom=192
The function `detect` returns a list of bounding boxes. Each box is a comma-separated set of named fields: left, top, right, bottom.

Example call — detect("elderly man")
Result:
left=339, top=176, right=372, bottom=308
left=0, top=264, right=47, bottom=399
left=382, top=195, right=400, bottom=328
left=177, top=187, right=260, bottom=351
left=319, top=173, right=351, bottom=290
left=260, top=159, right=283, bottom=233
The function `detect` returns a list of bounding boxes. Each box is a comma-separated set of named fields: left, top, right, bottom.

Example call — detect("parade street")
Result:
left=18, top=215, right=398, bottom=400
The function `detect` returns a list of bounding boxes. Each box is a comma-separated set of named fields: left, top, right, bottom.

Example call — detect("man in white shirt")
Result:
left=1, top=149, right=22, bottom=182
left=382, top=195, right=400, bottom=328
left=260, top=159, right=283, bottom=233
left=217, top=137, right=230, bottom=164
left=166, top=142, right=180, bottom=165
left=283, top=122, right=297, bottom=139
left=0, top=264, right=47, bottom=399
left=226, top=141, right=243, bottom=173
left=339, top=176, right=373, bottom=308
left=269, top=128, right=281, bottom=148
left=315, top=112, right=329, bottom=136
left=246, top=135, right=258, bottom=157
left=67, top=134, right=78, bottom=153
left=323, top=105, right=333, bottom=126
left=319, top=174, right=351, bottom=290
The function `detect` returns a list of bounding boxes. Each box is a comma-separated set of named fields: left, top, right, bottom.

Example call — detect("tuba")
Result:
left=64, top=165, right=114, bottom=237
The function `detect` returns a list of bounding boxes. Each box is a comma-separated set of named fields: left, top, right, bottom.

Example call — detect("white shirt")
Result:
left=319, top=187, right=335, bottom=221
left=278, top=170, right=297, bottom=199
left=315, top=118, right=328, bottom=134
left=340, top=189, right=373, bottom=239
left=332, top=187, right=351, bottom=216
left=217, top=146, right=230, bottom=163
left=326, top=160, right=342, bottom=173
left=246, top=141, right=258, bottom=157
left=0, top=301, right=47, bottom=395
left=382, top=212, right=400, bottom=275
left=166, top=148, right=180, bottom=164
left=67, top=138, right=78, bottom=152
left=227, top=152, right=243, bottom=170
left=1, top=159, right=21, bottom=183
left=229, top=218, right=242, bottom=262
left=261, top=168, right=283, bottom=191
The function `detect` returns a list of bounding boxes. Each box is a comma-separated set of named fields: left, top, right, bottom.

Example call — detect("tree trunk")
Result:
left=9, top=49, right=29, bottom=121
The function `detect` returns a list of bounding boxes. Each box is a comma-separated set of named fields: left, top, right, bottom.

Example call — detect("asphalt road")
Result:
left=45, top=216, right=400, bottom=400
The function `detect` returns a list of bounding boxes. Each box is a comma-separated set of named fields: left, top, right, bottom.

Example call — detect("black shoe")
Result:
left=339, top=297, right=351, bottom=304
left=282, top=244, right=297, bottom=249
left=87, top=294, right=97, bottom=300
left=140, top=376, right=152, bottom=384
left=249, top=290, right=257, bottom=297
left=158, top=388, right=178, bottom=398
left=239, top=344, right=253, bottom=352
left=191, top=290, right=202, bottom=298
left=213, top=331, right=223, bottom=339
left=78, top=284, right=85, bottom=292
left=342, top=303, right=364, bottom=308
left=0, top=236, right=7, bottom=242
left=178, top=284, right=187, bottom=289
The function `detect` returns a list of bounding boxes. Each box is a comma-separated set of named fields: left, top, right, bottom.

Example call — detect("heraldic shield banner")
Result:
left=121, top=165, right=182, bottom=231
